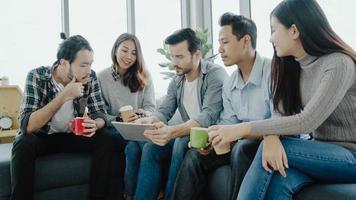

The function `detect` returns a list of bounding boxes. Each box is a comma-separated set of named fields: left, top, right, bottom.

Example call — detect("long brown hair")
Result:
left=271, top=0, right=356, bottom=116
left=111, top=33, right=147, bottom=92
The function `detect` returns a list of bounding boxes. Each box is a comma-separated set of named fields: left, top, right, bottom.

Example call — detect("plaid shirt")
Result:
left=19, top=65, right=108, bottom=135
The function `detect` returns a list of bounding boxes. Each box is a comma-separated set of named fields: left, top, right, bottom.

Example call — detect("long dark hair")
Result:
left=271, top=0, right=356, bottom=116
left=111, top=33, right=147, bottom=92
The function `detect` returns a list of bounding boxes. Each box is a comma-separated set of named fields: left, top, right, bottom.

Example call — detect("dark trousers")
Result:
left=230, top=139, right=260, bottom=200
left=172, top=148, right=231, bottom=200
left=172, top=139, right=260, bottom=200
left=10, top=128, right=115, bottom=200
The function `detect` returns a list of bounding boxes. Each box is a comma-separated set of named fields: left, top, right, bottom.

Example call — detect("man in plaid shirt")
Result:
left=11, top=35, right=115, bottom=200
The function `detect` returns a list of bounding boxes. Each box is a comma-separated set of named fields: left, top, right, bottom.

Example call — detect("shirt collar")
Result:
left=231, top=52, right=264, bottom=90
left=111, top=65, right=121, bottom=81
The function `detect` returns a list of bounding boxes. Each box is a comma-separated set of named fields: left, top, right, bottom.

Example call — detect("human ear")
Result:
left=290, top=24, right=300, bottom=39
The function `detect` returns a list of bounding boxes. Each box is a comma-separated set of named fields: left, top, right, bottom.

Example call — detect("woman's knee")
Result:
left=125, top=142, right=142, bottom=159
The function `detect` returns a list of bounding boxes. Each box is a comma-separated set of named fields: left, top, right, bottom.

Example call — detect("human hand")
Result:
left=144, top=122, right=172, bottom=146
left=135, top=116, right=158, bottom=124
left=208, top=125, right=237, bottom=147
left=61, top=77, right=84, bottom=101
left=126, top=109, right=146, bottom=122
left=81, top=118, right=97, bottom=137
left=262, top=135, right=288, bottom=177
left=187, top=141, right=212, bottom=155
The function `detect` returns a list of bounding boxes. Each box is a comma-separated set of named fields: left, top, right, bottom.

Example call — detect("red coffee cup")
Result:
left=72, top=117, right=86, bottom=135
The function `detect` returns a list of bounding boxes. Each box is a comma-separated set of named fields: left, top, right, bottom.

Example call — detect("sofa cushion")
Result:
left=34, top=153, right=93, bottom=191
left=35, top=151, right=123, bottom=191
left=208, top=164, right=356, bottom=200
left=0, top=143, right=12, bottom=198
left=295, top=184, right=356, bottom=200
left=0, top=143, right=124, bottom=198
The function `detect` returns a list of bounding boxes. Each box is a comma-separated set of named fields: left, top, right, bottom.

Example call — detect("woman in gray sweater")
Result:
left=97, top=33, right=155, bottom=200
left=207, top=0, right=356, bottom=199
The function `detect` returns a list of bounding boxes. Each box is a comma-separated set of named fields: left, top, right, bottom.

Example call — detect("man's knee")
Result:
left=141, top=143, right=166, bottom=161
left=231, top=139, right=260, bottom=162
left=180, top=149, right=201, bottom=169
left=12, top=134, right=39, bottom=155
left=94, top=128, right=116, bottom=150
left=172, top=136, right=189, bottom=158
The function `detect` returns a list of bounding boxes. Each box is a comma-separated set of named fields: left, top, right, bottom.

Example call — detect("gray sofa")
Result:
left=207, top=165, right=356, bottom=200
left=0, top=143, right=125, bottom=200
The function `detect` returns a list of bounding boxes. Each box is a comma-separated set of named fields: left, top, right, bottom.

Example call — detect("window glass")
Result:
left=0, top=0, right=61, bottom=89
left=251, top=0, right=282, bottom=58
left=212, top=0, right=239, bottom=74
left=69, top=0, right=127, bottom=73
left=135, top=0, right=181, bottom=98
left=251, top=0, right=356, bottom=58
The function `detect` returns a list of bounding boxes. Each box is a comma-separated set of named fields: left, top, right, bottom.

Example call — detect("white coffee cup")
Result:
left=119, top=105, right=134, bottom=122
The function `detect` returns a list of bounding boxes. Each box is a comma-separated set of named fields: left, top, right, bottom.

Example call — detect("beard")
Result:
left=174, top=65, right=193, bottom=76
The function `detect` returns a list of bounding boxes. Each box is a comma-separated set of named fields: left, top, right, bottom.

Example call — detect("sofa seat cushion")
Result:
left=0, top=143, right=124, bottom=196
left=34, top=153, right=92, bottom=191
left=35, top=151, right=123, bottom=191
left=295, top=184, right=356, bottom=200
left=208, top=164, right=356, bottom=200
left=0, top=143, right=12, bottom=198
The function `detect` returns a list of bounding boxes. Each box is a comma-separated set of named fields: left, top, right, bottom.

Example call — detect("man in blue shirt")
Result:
left=172, top=13, right=272, bottom=200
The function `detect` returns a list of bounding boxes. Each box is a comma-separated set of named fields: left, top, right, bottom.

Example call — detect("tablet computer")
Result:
left=112, top=121, right=155, bottom=142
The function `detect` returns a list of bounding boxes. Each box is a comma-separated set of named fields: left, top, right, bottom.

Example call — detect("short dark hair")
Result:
left=56, top=35, right=93, bottom=64
left=164, top=28, right=202, bottom=54
left=219, top=12, right=257, bottom=49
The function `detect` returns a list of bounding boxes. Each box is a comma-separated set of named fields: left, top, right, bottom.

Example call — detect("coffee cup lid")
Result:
left=191, top=127, right=208, bottom=131
left=120, top=105, right=133, bottom=112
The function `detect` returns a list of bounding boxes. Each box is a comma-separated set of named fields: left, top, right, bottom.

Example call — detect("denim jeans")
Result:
left=124, top=141, right=146, bottom=197
left=133, top=136, right=189, bottom=200
left=164, top=136, right=190, bottom=200
left=134, top=141, right=174, bottom=200
left=238, top=137, right=356, bottom=200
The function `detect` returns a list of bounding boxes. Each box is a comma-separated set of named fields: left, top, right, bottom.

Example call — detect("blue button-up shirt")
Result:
left=219, top=53, right=272, bottom=125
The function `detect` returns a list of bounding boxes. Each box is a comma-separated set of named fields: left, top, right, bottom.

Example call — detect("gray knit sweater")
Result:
left=97, top=67, right=156, bottom=123
left=251, top=53, right=356, bottom=151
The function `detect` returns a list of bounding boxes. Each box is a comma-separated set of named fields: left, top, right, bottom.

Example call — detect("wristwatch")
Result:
left=0, top=116, right=13, bottom=130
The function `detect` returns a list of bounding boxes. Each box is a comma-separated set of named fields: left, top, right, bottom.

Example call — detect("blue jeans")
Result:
left=134, top=136, right=189, bottom=200
left=164, top=136, right=190, bottom=200
left=124, top=141, right=146, bottom=197
left=134, top=141, right=174, bottom=200
left=238, top=137, right=356, bottom=200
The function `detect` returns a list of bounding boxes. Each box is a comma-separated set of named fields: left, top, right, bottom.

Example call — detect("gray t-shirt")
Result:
left=251, top=53, right=356, bottom=151
left=98, top=67, right=156, bottom=123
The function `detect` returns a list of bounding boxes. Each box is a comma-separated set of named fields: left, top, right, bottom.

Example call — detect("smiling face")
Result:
left=169, top=40, right=201, bottom=76
left=218, top=25, right=245, bottom=66
left=115, top=39, right=137, bottom=72
left=270, top=16, right=300, bottom=57
left=62, top=49, right=93, bottom=84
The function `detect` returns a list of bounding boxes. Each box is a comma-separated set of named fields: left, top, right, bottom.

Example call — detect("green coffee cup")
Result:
left=190, top=127, right=209, bottom=148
